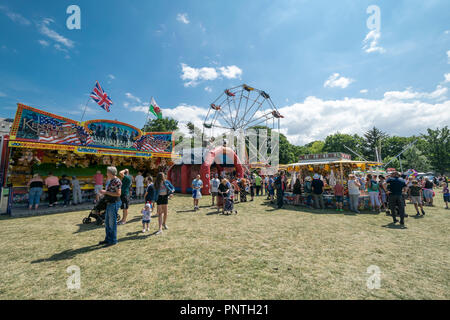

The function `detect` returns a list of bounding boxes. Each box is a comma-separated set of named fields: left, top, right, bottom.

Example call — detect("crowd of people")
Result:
left=270, top=171, right=449, bottom=227
left=27, top=166, right=449, bottom=245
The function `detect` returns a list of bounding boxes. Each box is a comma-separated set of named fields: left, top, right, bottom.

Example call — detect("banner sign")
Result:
left=9, top=104, right=174, bottom=156
left=298, top=152, right=351, bottom=162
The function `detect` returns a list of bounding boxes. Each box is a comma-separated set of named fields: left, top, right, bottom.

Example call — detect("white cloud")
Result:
left=444, top=73, right=450, bottom=83
left=129, top=104, right=149, bottom=113
left=204, top=86, right=212, bottom=92
left=165, top=104, right=209, bottom=135
left=180, top=63, right=243, bottom=87
left=180, top=63, right=219, bottom=87
left=277, top=90, right=450, bottom=145
left=219, top=65, right=243, bottom=79
left=362, top=30, right=386, bottom=54
left=108, top=74, right=115, bottom=80
left=176, top=13, right=190, bottom=24
left=447, top=50, right=450, bottom=63
left=324, top=73, right=355, bottom=89
left=38, top=18, right=74, bottom=48
left=360, top=89, right=368, bottom=94
left=0, top=6, right=30, bottom=26
left=125, top=93, right=142, bottom=104
left=384, top=85, right=447, bottom=100
left=38, top=40, right=49, bottom=47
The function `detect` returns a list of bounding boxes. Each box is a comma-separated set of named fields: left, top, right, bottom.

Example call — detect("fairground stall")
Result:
left=4, top=103, right=174, bottom=211
left=282, top=153, right=382, bottom=209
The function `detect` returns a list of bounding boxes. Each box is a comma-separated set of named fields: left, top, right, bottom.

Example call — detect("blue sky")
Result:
left=0, top=0, right=449, bottom=145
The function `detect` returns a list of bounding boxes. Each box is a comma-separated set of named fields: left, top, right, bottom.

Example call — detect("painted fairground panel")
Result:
left=84, top=119, right=141, bottom=150
left=10, top=104, right=93, bottom=146
left=9, top=104, right=174, bottom=155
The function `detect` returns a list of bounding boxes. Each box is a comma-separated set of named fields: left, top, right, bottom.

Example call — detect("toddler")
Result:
left=141, top=203, right=152, bottom=233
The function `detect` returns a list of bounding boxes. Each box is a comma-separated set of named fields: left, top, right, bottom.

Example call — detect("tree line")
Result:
left=143, top=117, right=449, bottom=174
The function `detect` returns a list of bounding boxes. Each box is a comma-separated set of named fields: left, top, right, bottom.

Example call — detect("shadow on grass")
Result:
left=31, top=232, right=158, bottom=263
left=73, top=223, right=103, bottom=234
left=382, top=222, right=407, bottom=229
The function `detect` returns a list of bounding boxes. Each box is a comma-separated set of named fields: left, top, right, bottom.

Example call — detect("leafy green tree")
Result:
left=143, top=117, right=179, bottom=132
left=381, top=136, right=416, bottom=159
left=306, top=141, right=325, bottom=154
left=402, top=146, right=431, bottom=172
left=323, top=133, right=364, bottom=158
left=383, top=156, right=400, bottom=171
left=421, top=126, right=450, bottom=174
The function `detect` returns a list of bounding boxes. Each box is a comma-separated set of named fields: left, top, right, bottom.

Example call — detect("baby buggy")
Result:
left=218, top=194, right=237, bottom=215
left=82, top=197, right=121, bottom=225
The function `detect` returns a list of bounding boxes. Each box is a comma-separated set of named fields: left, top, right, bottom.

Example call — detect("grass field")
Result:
left=0, top=192, right=449, bottom=300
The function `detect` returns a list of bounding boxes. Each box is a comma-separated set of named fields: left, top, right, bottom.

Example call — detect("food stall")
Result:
left=5, top=103, right=174, bottom=210
left=282, top=153, right=382, bottom=209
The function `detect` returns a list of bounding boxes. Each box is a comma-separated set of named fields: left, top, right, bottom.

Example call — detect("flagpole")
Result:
left=81, top=82, right=95, bottom=123
left=80, top=95, right=91, bottom=123
left=144, top=96, right=152, bottom=131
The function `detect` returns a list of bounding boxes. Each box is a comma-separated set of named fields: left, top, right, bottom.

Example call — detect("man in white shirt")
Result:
left=210, top=173, right=220, bottom=206
left=135, top=172, right=145, bottom=199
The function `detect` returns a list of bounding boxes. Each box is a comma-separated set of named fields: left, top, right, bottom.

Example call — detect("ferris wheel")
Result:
left=202, top=84, right=283, bottom=138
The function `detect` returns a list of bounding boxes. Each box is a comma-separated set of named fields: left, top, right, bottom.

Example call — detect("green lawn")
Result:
left=0, top=192, right=449, bottom=299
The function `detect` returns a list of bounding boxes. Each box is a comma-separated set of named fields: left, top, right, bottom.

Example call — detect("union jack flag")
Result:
left=133, top=135, right=171, bottom=153
left=90, top=81, right=113, bottom=112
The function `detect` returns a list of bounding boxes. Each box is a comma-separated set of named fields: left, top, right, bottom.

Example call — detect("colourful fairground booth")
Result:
left=282, top=152, right=382, bottom=208
left=2, top=103, right=175, bottom=212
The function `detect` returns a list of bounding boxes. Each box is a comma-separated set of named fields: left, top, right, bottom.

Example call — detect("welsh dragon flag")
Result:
left=149, top=97, right=162, bottom=119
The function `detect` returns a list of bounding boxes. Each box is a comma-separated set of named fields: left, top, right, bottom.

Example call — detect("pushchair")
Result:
left=223, top=196, right=238, bottom=215
left=82, top=197, right=121, bottom=225
left=217, top=192, right=237, bottom=215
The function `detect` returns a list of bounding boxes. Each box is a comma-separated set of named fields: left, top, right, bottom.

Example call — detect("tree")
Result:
left=421, top=126, right=450, bottom=174
left=362, top=127, right=388, bottom=161
left=143, top=117, right=179, bottom=132
left=383, top=156, right=400, bottom=171
left=402, top=146, right=431, bottom=172
left=306, top=141, right=325, bottom=154
left=381, top=136, right=415, bottom=160
left=323, top=133, right=364, bottom=158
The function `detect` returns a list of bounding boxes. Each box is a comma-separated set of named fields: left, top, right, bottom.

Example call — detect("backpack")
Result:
left=370, top=180, right=378, bottom=190
left=304, top=181, right=312, bottom=193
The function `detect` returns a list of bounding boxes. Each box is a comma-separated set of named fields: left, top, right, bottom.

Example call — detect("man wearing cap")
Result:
left=386, top=171, right=407, bottom=226
left=311, top=174, right=325, bottom=210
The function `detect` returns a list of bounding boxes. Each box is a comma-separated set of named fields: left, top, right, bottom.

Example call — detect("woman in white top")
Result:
left=347, top=174, right=361, bottom=213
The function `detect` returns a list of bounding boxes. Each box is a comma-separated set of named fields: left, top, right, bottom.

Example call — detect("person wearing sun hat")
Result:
left=311, top=173, right=325, bottom=210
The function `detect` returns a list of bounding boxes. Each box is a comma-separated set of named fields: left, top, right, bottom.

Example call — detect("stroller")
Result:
left=223, top=197, right=237, bottom=215
left=82, top=197, right=121, bottom=225
left=217, top=193, right=237, bottom=215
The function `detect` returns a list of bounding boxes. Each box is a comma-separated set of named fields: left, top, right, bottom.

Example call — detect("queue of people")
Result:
left=272, top=171, right=449, bottom=227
